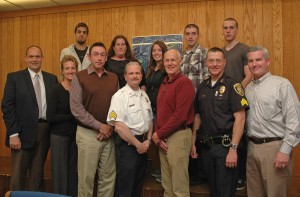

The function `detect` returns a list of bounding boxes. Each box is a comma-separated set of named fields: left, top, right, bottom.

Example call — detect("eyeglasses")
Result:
left=206, top=59, right=224, bottom=64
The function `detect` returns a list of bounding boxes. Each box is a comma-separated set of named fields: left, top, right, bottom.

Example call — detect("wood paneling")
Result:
left=0, top=0, right=300, bottom=176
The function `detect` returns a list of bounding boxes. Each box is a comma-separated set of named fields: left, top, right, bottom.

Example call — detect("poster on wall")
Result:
left=132, top=34, right=183, bottom=72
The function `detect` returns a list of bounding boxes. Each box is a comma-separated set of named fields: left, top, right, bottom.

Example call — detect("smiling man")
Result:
left=152, top=49, right=195, bottom=196
left=60, top=22, right=90, bottom=71
left=193, top=47, right=248, bottom=197
left=245, top=46, right=300, bottom=197
left=107, top=61, right=153, bottom=197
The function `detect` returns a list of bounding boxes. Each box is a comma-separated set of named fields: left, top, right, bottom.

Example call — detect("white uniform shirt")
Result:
left=107, top=84, right=153, bottom=135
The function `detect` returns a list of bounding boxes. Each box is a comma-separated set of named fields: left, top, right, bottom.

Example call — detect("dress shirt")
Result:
left=245, top=72, right=300, bottom=154
left=107, top=84, right=153, bottom=135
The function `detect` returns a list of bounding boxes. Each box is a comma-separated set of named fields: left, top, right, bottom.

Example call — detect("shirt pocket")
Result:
left=127, top=105, right=143, bottom=125
left=258, top=101, right=275, bottom=120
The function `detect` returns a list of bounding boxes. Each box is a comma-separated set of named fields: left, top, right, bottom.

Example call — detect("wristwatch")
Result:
left=230, top=143, right=238, bottom=150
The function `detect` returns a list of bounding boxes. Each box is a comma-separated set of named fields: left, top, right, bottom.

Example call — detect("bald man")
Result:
left=152, top=49, right=195, bottom=196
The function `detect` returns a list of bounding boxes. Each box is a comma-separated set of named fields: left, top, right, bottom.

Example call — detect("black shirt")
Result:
left=105, top=59, right=147, bottom=88
left=146, top=69, right=166, bottom=114
left=74, top=46, right=88, bottom=63
left=194, top=74, right=249, bottom=136
left=47, top=83, right=77, bottom=136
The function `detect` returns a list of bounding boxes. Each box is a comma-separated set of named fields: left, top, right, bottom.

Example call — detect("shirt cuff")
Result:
left=279, top=142, right=292, bottom=155
left=10, top=133, right=19, bottom=137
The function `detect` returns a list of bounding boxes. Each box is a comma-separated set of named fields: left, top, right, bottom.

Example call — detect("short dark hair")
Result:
left=74, top=22, right=89, bottom=35
left=89, top=42, right=106, bottom=55
left=207, top=47, right=225, bottom=58
left=184, top=24, right=199, bottom=34
left=223, top=18, right=238, bottom=28
left=25, top=45, right=43, bottom=57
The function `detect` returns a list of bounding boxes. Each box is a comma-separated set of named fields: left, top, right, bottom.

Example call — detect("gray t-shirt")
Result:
left=222, top=42, right=249, bottom=83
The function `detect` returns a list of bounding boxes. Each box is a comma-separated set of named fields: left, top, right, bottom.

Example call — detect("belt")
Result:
left=135, top=133, right=148, bottom=142
left=248, top=136, right=282, bottom=144
left=177, top=124, right=192, bottom=131
left=38, top=119, right=48, bottom=123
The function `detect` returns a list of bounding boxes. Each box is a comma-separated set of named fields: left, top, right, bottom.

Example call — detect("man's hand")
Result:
left=10, top=136, right=21, bottom=150
left=274, top=152, right=290, bottom=168
left=142, top=140, right=151, bottom=150
left=226, top=148, right=238, bottom=168
left=191, top=144, right=198, bottom=158
left=152, top=132, right=161, bottom=145
left=97, top=133, right=107, bottom=141
left=159, top=140, right=168, bottom=154
left=136, top=142, right=148, bottom=154
left=99, top=124, right=113, bottom=139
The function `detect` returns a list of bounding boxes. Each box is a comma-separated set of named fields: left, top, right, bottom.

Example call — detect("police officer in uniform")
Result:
left=107, top=61, right=153, bottom=197
left=192, top=47, right=249, bottom=197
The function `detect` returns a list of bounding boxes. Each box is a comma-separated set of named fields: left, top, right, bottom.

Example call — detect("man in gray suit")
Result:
left=1, top=45, right=58, bottom=191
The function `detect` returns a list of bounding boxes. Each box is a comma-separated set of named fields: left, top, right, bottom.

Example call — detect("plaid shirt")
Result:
left=181, top=44, right=209, bottom=91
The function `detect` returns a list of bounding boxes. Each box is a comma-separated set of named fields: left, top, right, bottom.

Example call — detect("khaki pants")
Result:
left=159, top=128, right=192, bottom=197
left=76, top=126, right=116, bottom=197
left=247, top=141, right=294, bottom=197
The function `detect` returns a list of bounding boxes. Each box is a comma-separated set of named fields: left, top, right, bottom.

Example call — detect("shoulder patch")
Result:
left=241, top=98, right=249, bottom=106
left=233, top=83, right=244, bottom=96
left=109, top=111, right=117, bottom=120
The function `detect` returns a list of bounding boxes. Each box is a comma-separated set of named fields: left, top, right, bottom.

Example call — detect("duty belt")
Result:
left=198, top=131, right=231, bottom=149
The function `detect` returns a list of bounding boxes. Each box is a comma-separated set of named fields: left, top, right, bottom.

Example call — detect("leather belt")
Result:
left=177, top=124, right=192, bottom=131
left=135, top=133, right=148, bottom=141
left=38, top=119, right=48, bottom=123
left=248, top=136, right=282, bottom=144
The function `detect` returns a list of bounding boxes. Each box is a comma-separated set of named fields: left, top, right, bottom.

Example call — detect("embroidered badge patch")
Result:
left=241, top=98, right=249, bottom=106
left=109, top=111, right=117, bottom=120
left=233, top=83, right=244, bottom=96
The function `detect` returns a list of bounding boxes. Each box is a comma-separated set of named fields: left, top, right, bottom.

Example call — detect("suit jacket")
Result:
left=1, top=69, right=58, bottom=149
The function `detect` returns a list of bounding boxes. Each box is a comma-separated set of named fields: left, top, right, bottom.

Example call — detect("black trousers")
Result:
left=201, top=144, right=238, bottom=197
left=115, top=135, right=148, bottom=197
left=50, top=133, right=78, bottom=197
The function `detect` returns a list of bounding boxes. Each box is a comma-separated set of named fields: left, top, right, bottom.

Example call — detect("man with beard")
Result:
left=60, top=22, right=90, bottom=71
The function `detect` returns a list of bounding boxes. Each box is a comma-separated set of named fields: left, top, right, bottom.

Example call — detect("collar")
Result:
left=184, top=43, right=201, bottom=55
left=252, top=72, right=271, bottom=84
left=205, top=74, right=226, bottom=87
left=28, top=68, right=42, bottom=79
left=163, top=72, right=182, bottom=84
left=87, top=65, right=108, bottom=76
left=124, top=84, right=142, bottom=97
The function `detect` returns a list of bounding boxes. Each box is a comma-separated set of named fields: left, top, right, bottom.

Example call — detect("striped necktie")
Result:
left=34, top=74, right=42, bottom=118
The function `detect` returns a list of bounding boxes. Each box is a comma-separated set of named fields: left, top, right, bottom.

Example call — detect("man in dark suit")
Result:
left=1, top=45, right=58, bottom=191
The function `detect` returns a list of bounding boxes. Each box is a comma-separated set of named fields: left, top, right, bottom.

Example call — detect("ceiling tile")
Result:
left=0, top=0, right=23, bottom=12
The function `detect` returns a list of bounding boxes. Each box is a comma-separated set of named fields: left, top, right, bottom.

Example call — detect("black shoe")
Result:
left=236, top=179, right=246, bottom=191
left=189, top=176, right=206, bottom=186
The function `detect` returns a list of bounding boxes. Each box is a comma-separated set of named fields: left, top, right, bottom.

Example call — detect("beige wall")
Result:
left=0, top=0, right=300, bottom=175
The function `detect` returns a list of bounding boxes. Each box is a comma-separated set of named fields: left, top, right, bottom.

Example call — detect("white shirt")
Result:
left=107, top=84, right=153, bottom=135
left=28, top=68, right=47, bottom=120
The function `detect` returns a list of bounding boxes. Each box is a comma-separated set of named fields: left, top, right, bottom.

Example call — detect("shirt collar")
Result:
left=252, top=72, right=271, bottom=84
left=87, top=65, right=108, bottom=76
left=205, top=73, right=226, bottom=87
left=184, top=43, right=200, bottom=55
left=163, top=72, right=182, bottom=84
left=28, top=68, right=42, bottom=79
left=124, top=84, right=141, bottom=97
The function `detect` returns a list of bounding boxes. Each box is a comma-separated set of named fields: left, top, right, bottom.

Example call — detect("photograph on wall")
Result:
left=132, top=34, right=183, bottom=72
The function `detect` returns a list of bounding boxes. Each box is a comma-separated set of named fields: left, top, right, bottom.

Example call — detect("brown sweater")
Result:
left=76, top=70, right=118, bottom=124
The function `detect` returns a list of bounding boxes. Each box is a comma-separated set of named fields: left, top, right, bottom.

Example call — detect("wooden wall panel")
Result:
left=0, top=0, right=300, bottom=175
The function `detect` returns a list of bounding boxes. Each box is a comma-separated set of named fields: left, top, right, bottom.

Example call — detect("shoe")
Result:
left=151, top=169, right=161, bottom=178
left=155, top=176, right=162, bottom=183
left=236, top=179, right=246, bottom=191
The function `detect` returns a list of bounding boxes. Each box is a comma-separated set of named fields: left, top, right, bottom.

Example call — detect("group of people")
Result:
left=1, top=18, right=299, bottom=197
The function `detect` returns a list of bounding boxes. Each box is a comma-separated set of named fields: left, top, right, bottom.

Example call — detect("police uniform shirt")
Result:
left=194, top=74, right=249, bottom=136
left=107, top=84, right=153, bottom=135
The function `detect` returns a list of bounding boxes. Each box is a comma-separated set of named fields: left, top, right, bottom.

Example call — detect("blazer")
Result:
left=1, top=68, right=58, bottom=149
